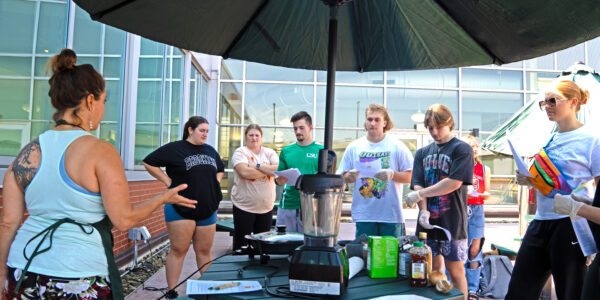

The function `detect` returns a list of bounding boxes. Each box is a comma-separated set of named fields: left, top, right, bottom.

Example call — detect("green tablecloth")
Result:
left=176, top=255, right=462, bottom=300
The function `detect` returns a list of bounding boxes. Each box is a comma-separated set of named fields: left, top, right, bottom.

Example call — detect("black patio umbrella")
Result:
left=74, top=0, right=600, bottom=173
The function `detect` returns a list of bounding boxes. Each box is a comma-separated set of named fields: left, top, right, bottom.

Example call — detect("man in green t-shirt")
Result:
left=274, top=111, right=323, bottom=232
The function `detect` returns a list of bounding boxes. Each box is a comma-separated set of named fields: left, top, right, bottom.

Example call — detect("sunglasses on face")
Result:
left=538, top=96, right=565, bottom=110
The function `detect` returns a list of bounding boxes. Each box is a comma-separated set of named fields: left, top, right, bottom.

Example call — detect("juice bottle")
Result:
left=409, top=241, right=429, bottom=287
left=418, top=232, right=433, bottom=278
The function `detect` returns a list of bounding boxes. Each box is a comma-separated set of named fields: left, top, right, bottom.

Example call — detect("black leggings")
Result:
left=581, top=255, right=600, bottom=300
left=232, top=205, right=273, bottom=250
left=505, top=218, right=586, bottom=300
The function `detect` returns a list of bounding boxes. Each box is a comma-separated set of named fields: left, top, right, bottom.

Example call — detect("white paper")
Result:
left=571, top=217, right=599, bottom=257
left=507, top=137, right=533, bottom=177
left=273, top=168, right=301, bottom=186
left=186, top=280, right=262, bottom=295
left=432, top=225, right=452, bottom=241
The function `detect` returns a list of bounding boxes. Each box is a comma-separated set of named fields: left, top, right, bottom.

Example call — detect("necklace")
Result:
left=55, top=119, right=86, bottom=131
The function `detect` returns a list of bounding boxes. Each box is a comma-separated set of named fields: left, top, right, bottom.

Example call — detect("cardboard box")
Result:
left=367, top=236, right=398, bottom=278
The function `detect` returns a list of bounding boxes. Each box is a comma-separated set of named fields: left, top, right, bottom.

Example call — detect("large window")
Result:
left=387, top=89, right=458, bottom=130
left=462, top=92, right=523, bottom=132
left=316, top=86, right=383, bottom=128
left=134, top=40, right=185, bottom=164
left=0, top=0, right=126, bottom=156
left=189, top=67, right=208, bottom=117
left=387, top=69, right=458, bottom=88
left=0, top=0, right=68, bottom=156
left=72, top=5, right=126, bottom=152
left=247, top=84, right=313, bottom=125
left=462, top=69, right=523, bottom=90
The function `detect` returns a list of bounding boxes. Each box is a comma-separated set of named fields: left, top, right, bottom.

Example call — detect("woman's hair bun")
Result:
left=50, top=48, right=77, bottom=73
left=580, top=87, right=590, bottom=105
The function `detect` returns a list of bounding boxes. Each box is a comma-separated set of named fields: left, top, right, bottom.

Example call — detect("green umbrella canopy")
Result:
left=74, top=0, right=600, bottom=72
left=482, top=63, right=600, bottom=156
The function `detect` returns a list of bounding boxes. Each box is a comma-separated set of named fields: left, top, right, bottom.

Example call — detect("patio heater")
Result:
left=288, top=0, right=350, bottom=298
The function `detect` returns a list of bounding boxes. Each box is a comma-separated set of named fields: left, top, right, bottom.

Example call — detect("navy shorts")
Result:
left=164, top=204, right=217, bottom=226
left=426, top=239, right=468, bottom=262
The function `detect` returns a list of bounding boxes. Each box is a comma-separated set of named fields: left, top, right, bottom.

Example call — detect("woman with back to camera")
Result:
left=0, top=49, right=195, bottom=300
left=506, top=80, right=600, bottom=300
left=230, top=124, right=279, bottom=250
left=460, top=135, right=491, bottom=299
left=554, top=177, right=600, bottom=299
left=143, top=116, right=224, bottom=299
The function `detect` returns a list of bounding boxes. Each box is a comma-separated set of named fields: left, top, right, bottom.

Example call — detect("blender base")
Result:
left=289, top=245, right=348, bottom=298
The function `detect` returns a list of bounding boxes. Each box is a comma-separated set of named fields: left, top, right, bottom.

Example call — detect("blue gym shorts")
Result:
left=164, top=203, right=217, bottom=226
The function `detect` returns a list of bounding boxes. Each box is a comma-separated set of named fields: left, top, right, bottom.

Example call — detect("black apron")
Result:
left=14, top=216, right=123, bottom=300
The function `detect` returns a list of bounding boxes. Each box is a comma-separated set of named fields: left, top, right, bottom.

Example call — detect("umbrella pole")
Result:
left=319, top=5, right=338, bottom=174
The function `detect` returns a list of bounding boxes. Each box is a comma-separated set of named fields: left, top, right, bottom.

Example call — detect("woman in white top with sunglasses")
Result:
left=506, top=80, right=600, bottom=300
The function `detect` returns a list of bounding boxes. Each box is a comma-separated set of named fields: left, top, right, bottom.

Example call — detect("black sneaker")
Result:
left=165, top=289, right=179, bottom=299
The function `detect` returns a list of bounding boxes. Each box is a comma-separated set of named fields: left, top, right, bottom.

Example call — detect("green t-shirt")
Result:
left=277, top=141, right=323, bottom=209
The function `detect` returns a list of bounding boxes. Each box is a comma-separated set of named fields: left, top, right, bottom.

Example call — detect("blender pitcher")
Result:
left=295, top=174, right=345, bottom=247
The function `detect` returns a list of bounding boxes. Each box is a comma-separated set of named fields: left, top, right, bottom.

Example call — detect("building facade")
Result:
left=2, top=0, right=600, bottom=253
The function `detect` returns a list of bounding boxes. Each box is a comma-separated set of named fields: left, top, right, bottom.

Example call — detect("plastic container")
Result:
left=409, top=241, right=430, bottom=287
left=398, top=240, right=412, bottom=278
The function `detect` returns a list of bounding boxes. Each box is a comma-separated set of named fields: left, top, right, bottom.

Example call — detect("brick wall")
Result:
left=0, top=180, right=168, bottom=257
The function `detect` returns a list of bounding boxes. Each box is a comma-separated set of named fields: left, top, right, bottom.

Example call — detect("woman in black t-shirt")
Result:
left=143, top=116, right=224, bottom=297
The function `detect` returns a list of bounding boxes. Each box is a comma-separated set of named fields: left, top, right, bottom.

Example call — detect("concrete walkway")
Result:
left=127, top=220, right=522, bottom=300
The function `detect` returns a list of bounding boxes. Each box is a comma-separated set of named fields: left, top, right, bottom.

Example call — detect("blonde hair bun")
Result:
left=580, top=87, right=590, bottom=105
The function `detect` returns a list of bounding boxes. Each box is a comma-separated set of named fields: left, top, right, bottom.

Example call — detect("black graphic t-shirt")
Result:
left=411, top=137, right=474, bottom=240
left=144, top=140, right=225, bottom=220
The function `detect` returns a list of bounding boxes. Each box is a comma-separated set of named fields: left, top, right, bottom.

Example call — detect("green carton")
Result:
left=367, top=236, right=398, bottom=278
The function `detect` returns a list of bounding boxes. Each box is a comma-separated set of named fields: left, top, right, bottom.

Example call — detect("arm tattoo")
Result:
left=12, top=138, right=41, bottom=191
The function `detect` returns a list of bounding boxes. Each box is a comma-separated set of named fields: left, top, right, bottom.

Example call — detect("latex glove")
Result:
left=516, top=171, right=534, bottom=188
left=405, top=190, right=424, bottom=208
left=553, top=194, right=585, bottom=220
left=374, top=169, right=394, bottom=181
left=345, top=169, right=360, bottom=183
left=467, top=185, right=474, bottom=193
left=418, top=210, right=434, bottom=229
left=572, top=194, right=593, bottom=205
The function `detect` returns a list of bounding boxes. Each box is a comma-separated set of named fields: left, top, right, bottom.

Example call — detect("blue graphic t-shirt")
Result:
left=338, top=135, right=413, bottom=223
left=411, top=137, right=473, bottom=240
left=144, top=140, right=225, bottom=220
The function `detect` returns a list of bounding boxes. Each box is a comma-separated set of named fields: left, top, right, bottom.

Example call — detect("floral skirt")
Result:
left=4, top=267, right=112, bottom=300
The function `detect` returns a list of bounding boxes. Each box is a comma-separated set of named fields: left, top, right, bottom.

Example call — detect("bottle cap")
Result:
left=419, top=232, right=427, bottom=239
left=414, top=241, right=424, bottom=247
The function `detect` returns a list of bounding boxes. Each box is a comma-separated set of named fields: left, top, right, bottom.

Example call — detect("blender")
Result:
left=288, top=150, right=349, bottom=298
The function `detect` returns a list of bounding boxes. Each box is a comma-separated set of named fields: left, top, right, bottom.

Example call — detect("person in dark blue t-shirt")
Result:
left=143, top=116, right=224, bottom=297
left=406, top=104, right=474, bottom=298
